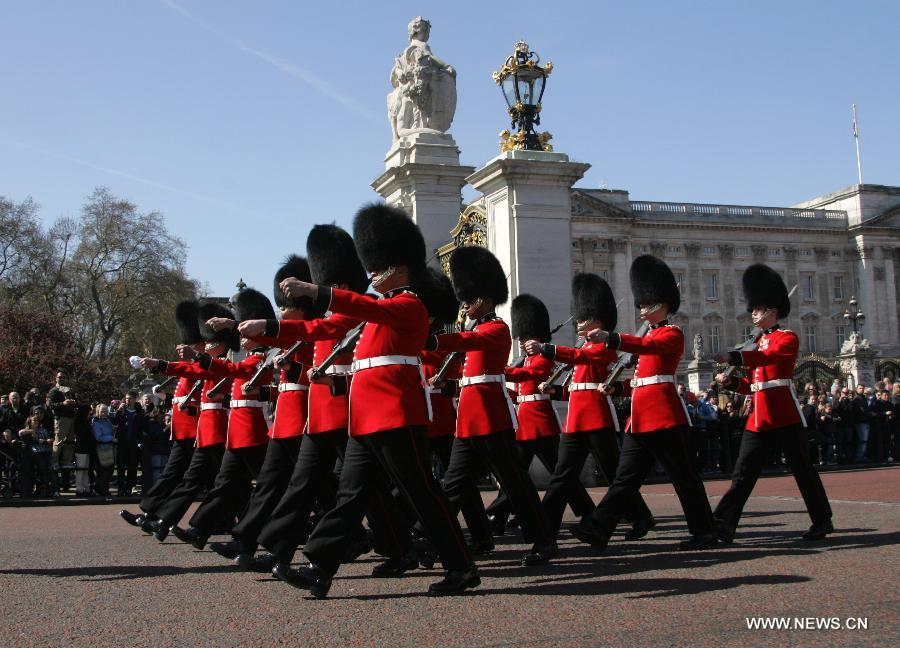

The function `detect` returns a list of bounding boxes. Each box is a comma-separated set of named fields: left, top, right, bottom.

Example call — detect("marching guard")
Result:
left=527, top=274, right=655, bottom=541
left=277, top=205, right=477, bottom=598
left=568, top=255, right=718, bottom=551
left=120, top=300, right=202, bottom=529
left=713, top=263, right=833, bottom=541
left=428, top=246, right=556, bottom=565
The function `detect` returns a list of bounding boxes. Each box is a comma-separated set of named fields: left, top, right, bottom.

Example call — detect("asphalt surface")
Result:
left=1, top=467, right=898, bottom=647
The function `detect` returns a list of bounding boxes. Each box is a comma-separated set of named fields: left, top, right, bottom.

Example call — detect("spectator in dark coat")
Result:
left=114, top=391, right=146, bottom=496
left=833, top=388, right=854, bottom=464
left=73, top=404, right=95, bottom=496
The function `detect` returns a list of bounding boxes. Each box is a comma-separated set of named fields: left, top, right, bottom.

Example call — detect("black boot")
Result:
left=171, top=525, right=208, bottom=550
left=153, top=521, right=171, bottom=542
left=522, top=541, right=558, bottom=566
left=623, top=515, right=656, bottom=541
left=714, top=517, right=736, bottom=544
left=119, top=510, right=142, bottom=527
left=273, top=563, right=332, bottom=599
left=209, top=540, right=243, bottom=560
left=487, top=514, right=507, bottom=537
left=467, top=538, right=495, bottom=556
left=236, top=551, right=277, bottom=572
left=801, top=519, right=834, bottom=540
left=570, top=516, right=612, bottom=551
left=678, top=532, right=719, bottom=551
left=372, top=552, right=419, bottom=578
left=428, top=566, right=481, bottom=596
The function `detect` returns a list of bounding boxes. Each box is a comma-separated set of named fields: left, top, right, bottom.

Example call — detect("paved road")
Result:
left=1, top=467, right=897, bottom=647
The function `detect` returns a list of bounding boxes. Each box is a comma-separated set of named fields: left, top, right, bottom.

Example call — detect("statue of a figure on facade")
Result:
left=387, top=17, right=457, bottom=142
left=840, top=331, right=870, bottom=355
left=692, top=333, right=704, bottom=361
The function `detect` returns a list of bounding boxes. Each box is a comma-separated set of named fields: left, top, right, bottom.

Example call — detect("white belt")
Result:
left=459, top=374, right=505, bottom=387
left=200, top=403, right=225, bottom=411
left=750, top=378, right=793, bottom=392
left=517, top=394, right=550, bottom=403
left=278, top=382, right=309, bottom=393
left=172, top=395, right=190, bottom=405
left=427, top=387, right=445, bottom=395
left=230, top=400, right=266, bottom=408
left=351, top=355, right=420, bottom=372
left=324, top=364, right=352, bottom=375
left=630, top=374, right=675, bottom=388
left=569, top=382, right=601, bottom=391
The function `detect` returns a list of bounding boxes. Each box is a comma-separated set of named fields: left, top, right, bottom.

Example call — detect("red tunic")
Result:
left=197, top=378, right=230, bottom=447
left=201, top=353, right=271, bottom=450
left=732, top=327, right=804, bottom=432
left=549, top=341, right=620, bottom=434
left=504, top=355, right=560, bottom=441
left=421, top=350, right=460, bottom=439
left=327, top=288, right=430, bottom=436
left=612, top=323, right=690, bottom=434
left=253, top=313, right=358, bottom=434
left=269, top=343, right=314, bottom=439
left=435, top=316, right=517, bottom=438
left=160, top=365, right=205, bottom=441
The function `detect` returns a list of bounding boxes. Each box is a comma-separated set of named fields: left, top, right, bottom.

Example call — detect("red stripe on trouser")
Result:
left=407, top=427, right=470, bottom=559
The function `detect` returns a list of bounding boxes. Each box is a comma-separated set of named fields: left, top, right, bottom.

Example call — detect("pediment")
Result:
left=571, top=190, right=633, bottom=219
left=862, top=204, right=900, bottom=229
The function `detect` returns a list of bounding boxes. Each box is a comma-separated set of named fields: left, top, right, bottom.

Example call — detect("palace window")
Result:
left=703, top=272, right=719, bottom=300
left=702, top=246, right=716, bottom=256
left=834, top=325, right=846, bottom=352
left=800, top=249, right=812, bottom=257
left=742, top=325, right=754, bottom=340
left=674, top=271, right=685, bottom=291
left=735, top=246, right=750, bottom=257
left=802, top=274, right=815, bottom=301
left=804, top=325, right=818, bottom=353
left=707, top=325, right=721, bottom=353
left=832, top=275, right=844, bottom=300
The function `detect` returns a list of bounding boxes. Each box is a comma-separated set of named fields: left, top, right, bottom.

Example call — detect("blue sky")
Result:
left=2, top=0, right=897, bottom=297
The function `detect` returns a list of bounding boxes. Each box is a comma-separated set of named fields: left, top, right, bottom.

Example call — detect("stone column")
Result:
left=783, top=246, right=800, bottom=337
left=839, top=345, right=879, bottom=390
left=882, top=246, right=900, bottom=355
left=851, top=239, right=878, bottom=344
left=686, top=358, right=716, bottom=395
left=719, top=244, right=737, bottom=344
left=467, top=150, right=590, bottom=347
left=372, top=133, right=475, bottom=264
left=609, top=237, right=633, bottom=331
left=683, top=242, right=702, bottom=350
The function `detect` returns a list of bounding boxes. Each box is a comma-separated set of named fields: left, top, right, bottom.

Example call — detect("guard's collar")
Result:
left=763, top=323, right=781, bottom=334
left=650, top=319, right=669, bottom=329
left=477, top=311, right=498, bottom=324
left=384, top=285, right=411, bottom=298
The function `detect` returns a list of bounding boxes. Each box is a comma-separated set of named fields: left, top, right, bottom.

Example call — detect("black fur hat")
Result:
left=230, top=288, right=276, bottom=323
left=175, top=300, right=203, bottom=345
left=449, top=246, right=509, bottom=306
left=572, top=273, right=618, bottom=331
left=197, top=302, right=240, bottom=352
left=511, top=294, right=551, bottom=342
left=273, top=254, right=314, bottom=312
left=306, top=224, right=369, bottom=294
left=352, top=203, right=426, bottom=274
left=742, top=263, right=790, bottom=318
left=630, top=254, right=680, bottom=313
left=411, top=268, right=459, bottom=326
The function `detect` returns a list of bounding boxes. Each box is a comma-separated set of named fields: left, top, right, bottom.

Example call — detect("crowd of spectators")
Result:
left=670, top=378, right=900, bottom=475
left=0, top=371, right=173, bottom=498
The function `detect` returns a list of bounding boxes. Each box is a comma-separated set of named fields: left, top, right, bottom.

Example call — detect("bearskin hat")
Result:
left=572, top=273, right=618, bottom=331
left=230, top=288, right=276, bottom=323
left=449, top=246, right=509, bottom=306
left=306, top=224, right=369, bottom=294
left=511, top=294, right=551, bottom=342
left=273, top=254, right=315, bottom=312
left=175, top=300, right=203, bottom=345
left=742, top=263, right=790, bottom=318
left=197, top=302, right=240, bottom=352
left=411, top=268, right=459, bottom=326
left=352, top=203, right=426, bottom=274
left=630, top=254, right=680, bottom=313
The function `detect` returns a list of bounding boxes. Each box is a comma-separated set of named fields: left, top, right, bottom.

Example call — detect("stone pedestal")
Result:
left=467, top=150, right=590, bottom=346
left=838, top=345, right=879, bottom=390
left=372, top=133, right=474, bottom=263
left=686, top=359, right=715, bottom=395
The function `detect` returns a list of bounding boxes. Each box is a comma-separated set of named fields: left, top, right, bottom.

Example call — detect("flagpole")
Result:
left=852, top=103, right=863, bottom=185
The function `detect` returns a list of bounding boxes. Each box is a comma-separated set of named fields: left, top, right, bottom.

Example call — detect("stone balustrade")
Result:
left=629, top=200, right=847, bottom=224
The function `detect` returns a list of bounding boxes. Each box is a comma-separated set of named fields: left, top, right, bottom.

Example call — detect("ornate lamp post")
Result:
left=843, top=296, right=866, bottom=334
left=493, top=41, right=554, bottom=152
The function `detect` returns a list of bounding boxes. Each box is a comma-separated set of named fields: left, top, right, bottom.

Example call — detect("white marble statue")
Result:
left=387, top=17, right=457, bottom=142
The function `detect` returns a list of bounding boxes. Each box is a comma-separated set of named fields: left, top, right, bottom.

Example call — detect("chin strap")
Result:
left=371, top=266, right=396, bottom=289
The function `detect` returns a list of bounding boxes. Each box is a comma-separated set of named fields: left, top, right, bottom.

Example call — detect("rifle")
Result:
left=309, top=322, right=365, bottom=380
left=432, top=317, right=479, bottom=383
left=601, top=320, right=651, bottom=390
left=154, top=376, right=177, bottom=391
left=543, top=337, right=586, bottom=386
left=710, top=327, right=763, bottom=390
left=180, top=380, right=205, bottom=409
left=205, top=377, right=230, bottom=399
left=243, top=340, right=306, bottom=393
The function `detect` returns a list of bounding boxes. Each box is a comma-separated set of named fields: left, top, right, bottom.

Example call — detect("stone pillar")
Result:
left=467, top=150, right=590, bottom=347
left=839, top=346, right=879, bottom=390
left=851, top=239, right=878, bottom=343
left=686, top=358, right=716, bottom=395
left=683, top=242, right=702, bottom=352
left=783, top=246, right=800, bottom=336
left=609, top=237, right=634, bottom=331
left=372, top=133, right=475, bottom=264
left=719, top=244, right=737, bottom=344
left=883, top=246, right=900, bottom=355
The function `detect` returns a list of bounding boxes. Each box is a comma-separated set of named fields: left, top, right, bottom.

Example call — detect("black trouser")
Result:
left=714, top=425, right=833, bottom=527
left=189, top=444, right=268, bottom=533
left=486, top=435, right=595, bottom=527
left=155, top=444, right=225, bottom=526
left=140, top=439, right=195, bottom=516
left=230, top=436, right=302, bottom=551
left=258, top=429, right=347, bottom=563
left=430, top=434, right=453, bottom=477
left=543, top=429, right=653, bottom=537
left=304, top=426, right=470, bottom=575
left=588, top=427, right=715, bottom=537
left=116, top=440, right=139, bottom=493
left=443, top=429, right=551, bottom=546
